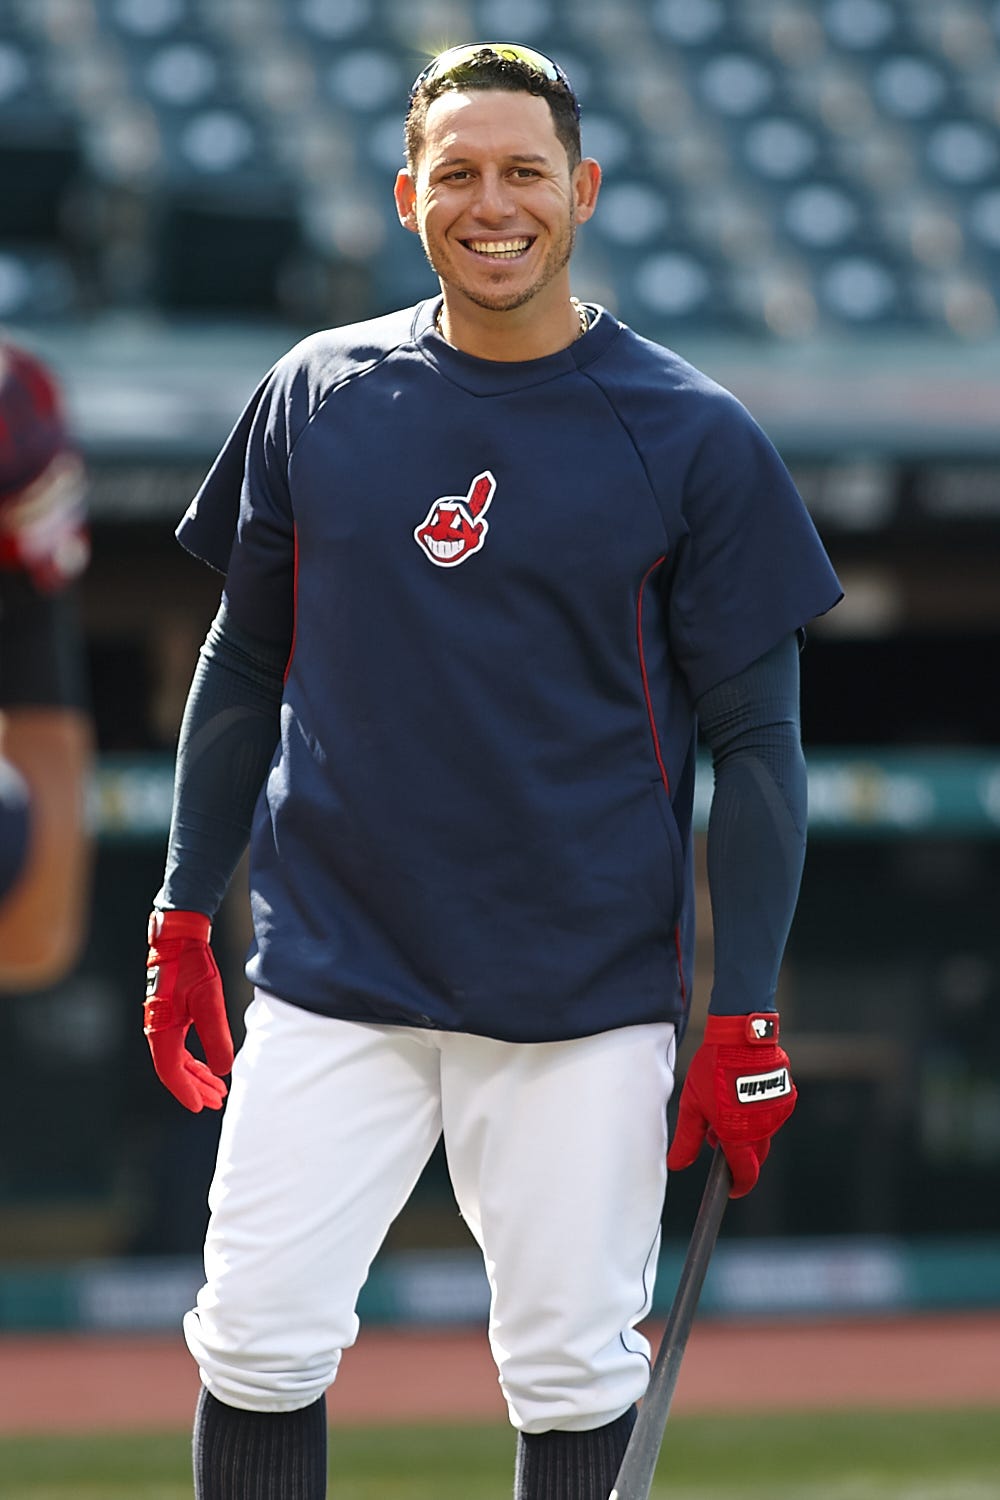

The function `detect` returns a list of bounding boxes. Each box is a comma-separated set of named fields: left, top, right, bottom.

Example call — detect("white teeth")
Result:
left=467, top=239, right=530, bottom=256
left=428, top=538, right=463, bottom=558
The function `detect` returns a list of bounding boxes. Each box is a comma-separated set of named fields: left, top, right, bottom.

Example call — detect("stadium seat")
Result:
left=870, top=52, right=952, bottom=121
left=781, top=180, right=866, bottom=252
left=471, top=0, right=557, bottom=43
left=814, top=250, right=913, bottom=326
left=820, top=0, right=901, bottom=54
left=290, top=0, right=383, bottom=47
left=967, top=187, right=1000, bottom=256
left=97, top=0, right=194, bottom=38
left=323, top=46, right=407, bottom=114
left=740, top=114, right=826, bottom=183
left=589, top=179, right=671, bottom=251
left=696, top=48, right=780, bottom=119
left=365, top=111, right=408, bottom=174
left=922, top=117, right=1000, bottom=188
left=650, top=0, right=736, bottom=50
left=0, top=246, right=80, bottom=321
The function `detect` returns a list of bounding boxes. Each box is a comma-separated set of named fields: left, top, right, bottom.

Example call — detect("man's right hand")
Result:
left=144, top=909, right=234, bottom=1112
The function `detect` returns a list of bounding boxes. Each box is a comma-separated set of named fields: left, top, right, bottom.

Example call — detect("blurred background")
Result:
left=0, top=0, right=998, bottom=1335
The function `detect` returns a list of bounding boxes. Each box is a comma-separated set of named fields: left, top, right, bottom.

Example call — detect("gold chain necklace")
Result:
left=569, top=297, right=590, bottom=339
left=434, top=299, right=590, bottom=343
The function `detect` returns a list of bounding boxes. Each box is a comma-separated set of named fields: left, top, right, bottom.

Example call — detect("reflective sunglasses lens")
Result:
left=409, top=42, right=578, bottom=117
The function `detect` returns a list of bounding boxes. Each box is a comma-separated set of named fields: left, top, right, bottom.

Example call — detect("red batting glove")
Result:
left=667, top=1012, right=797, bottom=1198
left=144, top=909, right=234, bottom=1113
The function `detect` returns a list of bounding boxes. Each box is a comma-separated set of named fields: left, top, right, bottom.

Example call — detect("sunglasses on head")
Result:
left=408, top=42, right=580, bottom=121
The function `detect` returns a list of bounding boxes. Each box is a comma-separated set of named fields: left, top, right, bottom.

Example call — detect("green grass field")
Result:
left=1, top=1409, right=998, bottom=1499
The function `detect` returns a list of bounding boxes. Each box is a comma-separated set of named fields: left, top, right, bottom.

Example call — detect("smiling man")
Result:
left=144, top=43, right=841, bottom=1500
left=395, top=56, right=600, bottom=356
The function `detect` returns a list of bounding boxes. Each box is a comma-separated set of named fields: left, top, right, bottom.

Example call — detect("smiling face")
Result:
left=395, top=88, right=600, bottom=350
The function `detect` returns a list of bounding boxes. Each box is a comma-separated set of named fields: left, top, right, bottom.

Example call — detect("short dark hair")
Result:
left=404, top=48, right=582, bottom=174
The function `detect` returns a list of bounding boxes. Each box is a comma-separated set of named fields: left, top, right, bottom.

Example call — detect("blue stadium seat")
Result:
left=739, top=114, right=826, bottom=184
left=95, top=0, right=195, bottom=39
left=967, top=187, right=1000, bottom=258
left=364, top=111, right=407, bottom=174
left=290, top=0, right=382, bottom=47
left=650, top=0, right=736, bottom=50
left=106, top=26, right=241, bottom=118
left=0, top=246, right=81, bottom=321
left=580, top=110, right=639, bottom=177
left=870, top=52, right=953, bottom=122
left=589, top=179, right=671, bottom=252
left=695, top=48, right=780, bottom=120
left=820, top=0, right=901, bottom=55
left=814, top=250, right=914, bottom=327
left=0, top=31, right=43, bottom=112
left=471, top=0, right=558, bottom=43
left=922, top=117, right=1000, bottom=189
left=621, top=238, right=745, bottom=335
left=322, top=45, right=407, bottom=115
left=780, top=180, right=868, bottom=254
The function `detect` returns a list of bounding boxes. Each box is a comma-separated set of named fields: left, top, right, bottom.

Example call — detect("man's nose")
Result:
left=471, top=171, right=515, bottom=220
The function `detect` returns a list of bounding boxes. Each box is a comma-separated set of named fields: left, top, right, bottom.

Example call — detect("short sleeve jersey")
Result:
left=178, top=300, right=842, bottom=1042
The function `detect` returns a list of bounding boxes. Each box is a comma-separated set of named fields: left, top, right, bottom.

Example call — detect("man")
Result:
left=144, top=43, right=842, bottom=1500
left=0, top=338, right=92, bottom=990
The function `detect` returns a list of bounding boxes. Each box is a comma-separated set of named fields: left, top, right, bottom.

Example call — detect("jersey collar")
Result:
left=412, top=298, right=620, bottom=396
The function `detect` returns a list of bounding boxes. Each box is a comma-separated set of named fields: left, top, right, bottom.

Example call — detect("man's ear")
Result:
left=394, top=169, right=419, bottom=232
left=572, top=157, right=602, bottom=225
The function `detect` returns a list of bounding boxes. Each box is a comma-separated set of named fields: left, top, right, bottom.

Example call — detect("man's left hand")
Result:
left=667, top=1012, right=797, bottom=1197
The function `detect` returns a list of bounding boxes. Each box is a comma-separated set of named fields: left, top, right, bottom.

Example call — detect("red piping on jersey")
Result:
left=284, top=523, right=300, bottom=684
left=637, top=557, right=671, bottom=797
left=636, top=555, right=688, bottom=1008
left=674, top=927, right=687, bottom=1007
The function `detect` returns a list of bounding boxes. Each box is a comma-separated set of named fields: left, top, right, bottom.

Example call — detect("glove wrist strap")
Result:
left=704, top=1012, right=780, bottom=1045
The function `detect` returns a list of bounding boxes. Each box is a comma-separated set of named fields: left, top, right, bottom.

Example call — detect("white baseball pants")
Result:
left=184, top=992, right=676, bottom=1434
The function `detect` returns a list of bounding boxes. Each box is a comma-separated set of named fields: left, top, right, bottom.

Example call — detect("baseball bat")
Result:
left=609, top=1146, right=732, bottom=1500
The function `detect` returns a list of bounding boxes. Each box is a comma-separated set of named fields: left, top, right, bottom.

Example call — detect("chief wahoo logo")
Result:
left=414, top=470, right=496, bottom=567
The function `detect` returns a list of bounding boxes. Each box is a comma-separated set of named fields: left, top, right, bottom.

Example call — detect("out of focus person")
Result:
left=0, top=337, right=93, bottom=989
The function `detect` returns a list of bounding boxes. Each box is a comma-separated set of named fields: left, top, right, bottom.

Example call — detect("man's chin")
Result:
left=438, top=282, right=544, bottom=315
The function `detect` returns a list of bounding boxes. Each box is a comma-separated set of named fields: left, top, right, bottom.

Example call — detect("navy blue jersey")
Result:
left=178, top=300, right=841, bottom=1042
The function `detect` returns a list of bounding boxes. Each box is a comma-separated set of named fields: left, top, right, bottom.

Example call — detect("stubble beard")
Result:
left=421, top=217, right=577, bottom=314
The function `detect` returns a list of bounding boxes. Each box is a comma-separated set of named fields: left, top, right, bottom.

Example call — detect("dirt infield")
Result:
left=0, top=1313, right=997, bottom=1434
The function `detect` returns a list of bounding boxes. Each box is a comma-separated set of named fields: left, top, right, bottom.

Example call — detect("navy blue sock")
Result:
left=513, top=1406, right=637, bottom=1499
left=193, top=1386, right=327, bottom=1499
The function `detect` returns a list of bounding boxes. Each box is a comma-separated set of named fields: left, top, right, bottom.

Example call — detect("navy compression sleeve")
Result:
left=156, top=603, right=286, bottom=918
left=696, top=634, right=808, bottom=1016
